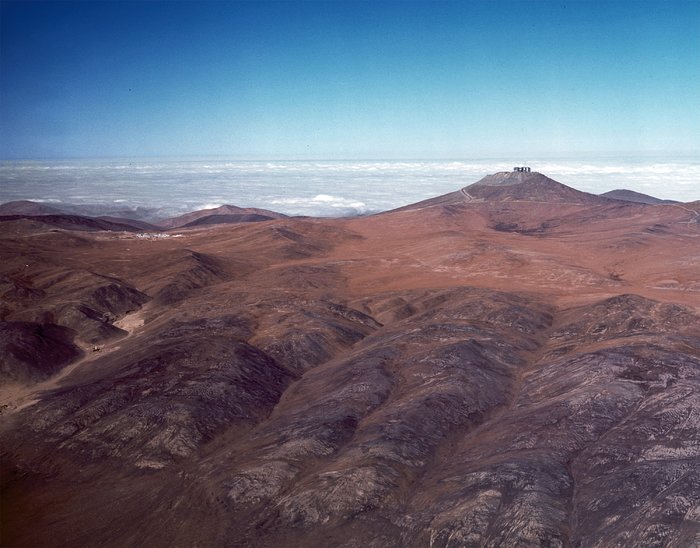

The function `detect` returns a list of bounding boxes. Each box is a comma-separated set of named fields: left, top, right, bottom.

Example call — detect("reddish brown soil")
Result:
left=1, top=173, right=699, bottom=547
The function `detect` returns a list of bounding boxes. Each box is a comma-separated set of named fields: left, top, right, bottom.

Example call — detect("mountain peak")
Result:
left=473, top=170, right=547, bottom=185
left=390, top=171, right=610, bottom=213
left=463, top=171, right=606, bottom=204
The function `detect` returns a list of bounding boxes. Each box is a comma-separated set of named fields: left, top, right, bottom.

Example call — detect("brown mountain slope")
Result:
left=397, top=171, right=609, bottom=213
left=158, top=204, right=287, bottom=229
left=0, top=200, right=64, bottom=216
left=601, top=188, right=679, bottom=204
left=0, top=213, right=157, bottom=233
left=463, top=170, right=609, bottom=204
left=95, top=216, right=162, bottom=231
left=1, top=173, right=699, bottom=547
left=0, top=200, right=165, bottom=222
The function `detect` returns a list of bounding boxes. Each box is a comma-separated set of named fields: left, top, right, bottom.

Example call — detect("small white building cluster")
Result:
left=135, top=232, right=173, bottom=239
left=513, top=166, right=531, bottom=172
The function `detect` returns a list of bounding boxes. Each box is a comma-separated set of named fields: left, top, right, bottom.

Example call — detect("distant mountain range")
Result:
left=0, top=213, right=160, bottom=233
left=0, top=175, right=693, bottom=234
left=0, top=201, right=287, bottom=232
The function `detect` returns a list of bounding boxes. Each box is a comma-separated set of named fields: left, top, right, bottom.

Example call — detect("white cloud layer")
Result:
left=1, top=157, right=698, bottom=217
left=270, top=194, right=368, bottom=216
left=195, top=203, right=224, bottom=210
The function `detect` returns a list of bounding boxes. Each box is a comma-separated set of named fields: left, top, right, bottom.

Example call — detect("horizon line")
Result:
left=2, top=152, right=700, bottom=163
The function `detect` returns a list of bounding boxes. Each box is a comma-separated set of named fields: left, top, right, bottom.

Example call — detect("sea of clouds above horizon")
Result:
left=0, top=158, right=698, bottom=218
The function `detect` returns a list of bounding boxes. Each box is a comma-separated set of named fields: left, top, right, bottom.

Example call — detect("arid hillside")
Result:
left=1, top=172, right=699, bottom=547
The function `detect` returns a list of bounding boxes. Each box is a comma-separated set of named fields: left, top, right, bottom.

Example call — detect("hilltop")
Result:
left=463, top=170, right=610, bottom=204
left=158, top=204, right=288, bottom=228
left=601, top=188, right=680, bottom=205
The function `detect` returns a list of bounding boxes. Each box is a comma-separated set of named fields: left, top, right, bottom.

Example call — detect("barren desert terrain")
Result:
left=1, top=171, right=699, bottom=546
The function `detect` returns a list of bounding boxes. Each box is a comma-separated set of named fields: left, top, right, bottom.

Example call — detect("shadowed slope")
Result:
left=0, top=214, right=157, bottom=233
left=0, top=322, right=83, bottom=383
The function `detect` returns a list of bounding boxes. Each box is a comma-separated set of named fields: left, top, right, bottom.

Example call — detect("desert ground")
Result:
left=1, top=171, right=699, bottom=546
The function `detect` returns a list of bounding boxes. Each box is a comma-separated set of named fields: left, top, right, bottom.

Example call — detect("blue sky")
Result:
left=1, top=0, right=699, bottom=160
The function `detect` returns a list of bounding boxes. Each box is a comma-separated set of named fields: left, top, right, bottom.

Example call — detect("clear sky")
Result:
left=1, top=0, right=699, bottom=160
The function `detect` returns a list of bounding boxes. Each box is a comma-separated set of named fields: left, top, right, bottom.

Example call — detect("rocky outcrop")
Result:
left=0, top=321, right=82, bottom=383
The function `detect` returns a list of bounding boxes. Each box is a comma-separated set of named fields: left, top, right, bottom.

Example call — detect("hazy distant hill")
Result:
left=158, top=204, right=287, bottom=228
left=0, top=214, right=156, bottom=233
left=601, top=189, right=679, bottom=205
left=0, top=200, right=285, bottom=231
left=95, top=216, right=163, bottom=231
left=0, top=200, right=163, bottom=222
left=181, top=213, right=283, bottom=227
left=0, top=200, right=63, bottom=216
